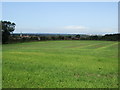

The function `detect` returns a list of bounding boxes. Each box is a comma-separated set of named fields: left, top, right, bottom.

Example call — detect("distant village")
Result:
left=8, top=32, right=120, bottom=43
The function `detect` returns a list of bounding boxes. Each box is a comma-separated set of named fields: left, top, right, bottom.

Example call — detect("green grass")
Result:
left=2, top=40, right=119, bottom=88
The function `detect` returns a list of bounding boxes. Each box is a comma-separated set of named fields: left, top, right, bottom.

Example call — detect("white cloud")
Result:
left=63, top=25, right=88, bottom=30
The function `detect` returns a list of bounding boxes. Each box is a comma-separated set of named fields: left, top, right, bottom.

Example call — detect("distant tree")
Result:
left=76, top=34, right=80, bottom=38
left=75, top=34, right=80, bottom=40
left=68, top=36, right=72, bottom=39
left=51, top=36, right=56, bottom=40
left=1, top=21, right=16, bottom=43
left=90, top=35, right=98, bottom=40
left=58, top=36, right=64, bottom=40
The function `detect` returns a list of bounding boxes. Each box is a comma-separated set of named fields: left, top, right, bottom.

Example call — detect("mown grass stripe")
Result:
left=96, top=42, right=118, bottom=50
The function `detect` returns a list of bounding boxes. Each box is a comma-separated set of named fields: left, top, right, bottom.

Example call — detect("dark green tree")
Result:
left=75, top=34, right=80, bottom=39
left=1, top=21, right=16, bottom=43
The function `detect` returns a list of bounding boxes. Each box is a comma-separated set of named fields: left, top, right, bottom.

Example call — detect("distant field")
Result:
left=2, top=40, right=118, bottom=88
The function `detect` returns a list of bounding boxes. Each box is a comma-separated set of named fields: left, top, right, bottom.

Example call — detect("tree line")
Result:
left=1, top=21, right=120, bottom=44
left=80, top=34, right=120, bottom=41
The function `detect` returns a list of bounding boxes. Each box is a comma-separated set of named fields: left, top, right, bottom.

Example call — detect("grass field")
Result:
left=2, top=40, right=119, bottom=88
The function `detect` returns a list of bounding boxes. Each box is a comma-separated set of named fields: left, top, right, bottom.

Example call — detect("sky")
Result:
left=2, top=2, right=118, bottom=35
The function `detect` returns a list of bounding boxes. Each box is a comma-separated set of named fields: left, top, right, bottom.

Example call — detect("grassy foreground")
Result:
left=2, top=40, right=118, bottom=88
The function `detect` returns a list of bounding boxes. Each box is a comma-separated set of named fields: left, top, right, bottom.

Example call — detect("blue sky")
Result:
left=2, top=2, right=118, bottom=34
